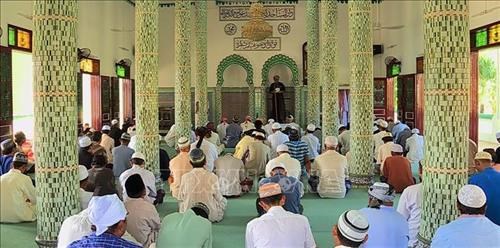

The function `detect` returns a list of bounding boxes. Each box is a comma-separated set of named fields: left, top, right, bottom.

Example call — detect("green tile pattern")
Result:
left=320, top=0, right=339, bottom=137
left=32, top=0, right=80, bottom=244
left=194, top=0, right=208, bottom=126
left=306, top=0, right=320, bottom=125
left=348, top=0, right=374, bottom=186
left=418, top=1, right=470, bottom=245
left=175, top=0, right=193, bottom=139
left=135, top=0, right=160, bottom=175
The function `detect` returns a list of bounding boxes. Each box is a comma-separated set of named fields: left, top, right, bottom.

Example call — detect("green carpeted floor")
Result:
left=0, top=188, right=400, bottom=247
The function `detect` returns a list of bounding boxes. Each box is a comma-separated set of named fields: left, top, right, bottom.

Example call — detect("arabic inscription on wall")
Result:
left=234, top=37, right=281, bottom=51
left=219, top=5, right=295, bottom=21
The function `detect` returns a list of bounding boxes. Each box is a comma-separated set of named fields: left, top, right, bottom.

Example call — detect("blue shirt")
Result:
left=431, top=216, right=500, bottom=248
left=391, top=122, right=410, bottom=141
left=112, top=145, right=135, bottom=177
left=0, top=155, right=13, bottom=176
left=260, top=174, right=302, bottom=214
left=68, top=232, right=141, bottom=248
left=360, top=206, right=409, bottom=248
left=469, top=167, right=500, bottom=225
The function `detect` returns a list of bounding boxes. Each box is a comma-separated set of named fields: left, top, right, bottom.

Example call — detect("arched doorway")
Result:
left=216, top=54, right=254, bottom=121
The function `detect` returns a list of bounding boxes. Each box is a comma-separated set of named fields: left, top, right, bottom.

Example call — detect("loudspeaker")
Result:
left=373, top=45, right=384, bottom=55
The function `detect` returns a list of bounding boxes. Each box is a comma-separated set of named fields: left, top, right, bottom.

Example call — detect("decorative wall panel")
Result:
left=194, top=0, right=208, bottom=127
left=306, top=0, right=320, bottom=125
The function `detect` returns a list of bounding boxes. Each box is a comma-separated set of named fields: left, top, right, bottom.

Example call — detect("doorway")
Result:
left=12, top=50, right=34, bottom=140
left=478, top=47, right=500, bottom=149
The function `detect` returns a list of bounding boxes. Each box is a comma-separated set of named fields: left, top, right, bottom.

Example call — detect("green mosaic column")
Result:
left=135, top=0, right=160, bottom=175
left=418, top=1, right=470, bottom=246
left=306, top=0, right=320, bottom=125
left=33, top=1, right=80, bottom=246
left=175, top=0, right=192, bottom=138
left=249, top=84, right=256, bottom=117
left=255, top=86, right=263, bottom=119
left=194, top=0, right=208, bottom=126
left=320, top=0, right=339, bottom=137
left=348, top=0, right=374, bottom=186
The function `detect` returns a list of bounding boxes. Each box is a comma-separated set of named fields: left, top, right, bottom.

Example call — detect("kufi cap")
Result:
left=101, top=125, right=111, bottom=131
left=78, top=165, right=89, bottom=181
left=0, top=139, right=15, bottom=151
left=382, top=132, right=392, bottom=138
left=189, top=148, right=206, bottom=164
left=78, top=136, right=92, bottom=148
left=289, top=129, right=300, bottom=139
left=496, top=132, right=500, bottom=139
left=232, top=116, right=240, bottom=122
left=276, top=144, right=289, bottom=153
left=287, top=114, right=294, bottom=120
left=337, top=210, right=369, bottom=243
left=474, top=151, right=492, bottom=161
left=111, top=119, right=119, bottom=125
left=391, top=144, right=404, bottom=153
left=272, top=123, right=282, bottom=129
left=307, top=124, right=316, bottom=132
left=192, top=202, right=210, bottom=216
left=259, top=183, right=282, bottom=198
left=88, top=194, right=127, bottom=236
left=368, top=182, right=395, bottom=202
left=458, top=184, right=486, bottom=208
left=131, top=152, right=145, bottom=161
left=324, top=136, right=338, bottom=147
left=268, top=162, right=287, bottom=173
left=411, top=128, right=420, bottom=134
left=268, top=119, right=275, bottom=124
left=120, top=133, right=131, bottom=141
left=253, top=131, right=265, bottom=138
left=177, top=137, right=190, bottom=149
left=379, top=120, right=388, bottom=128
left=13, top=152, right=28, bottom=164
left=125, top=174, right=146, bottom=198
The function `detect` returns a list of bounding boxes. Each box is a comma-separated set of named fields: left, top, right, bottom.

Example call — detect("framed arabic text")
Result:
left=220, top=5, right=295, bottom=21
left=234, top=37, right=281, bottom=51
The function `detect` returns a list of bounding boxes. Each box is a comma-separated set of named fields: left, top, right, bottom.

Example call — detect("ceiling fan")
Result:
left=472, top=1, right=500, bottom=18
left=373, top=5, right=404, bottom=31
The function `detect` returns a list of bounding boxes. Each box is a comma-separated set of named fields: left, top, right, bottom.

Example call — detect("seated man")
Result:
left=233, top=131, right=254, bottom=160
left=246, top=183, right=316, bottom=248
left=191, top=126, right=219, bottom=172
left=68, top=194, right=141, bottom=248
left=311, top=136, right=349, bottom=198
left=0, top=139, right=16, bottom=176
left=360, top=182, right=409, bottom=248
left=215, top=153, right=245, bottom=197
left=382, top=144, right=414, bottom=193
left=124, top=174, right=161, bottom=247
left=258, top=165, right=303, bottom=215
left=332, top=210, right=369, bottom=248
left=78, top=165, right=93, bottom=209
left=469, top=151, right=500, bottom=225
left=169, top=137, right=193, bottom=200
left=265, top=144, right=301, bottom=179
left=120, top=152, right=157, bottom=204
left=397, top=164, right=423, bottom=248
left=225, top=116, right=243, bottom=148
left=284, top=129, right=310, bottom=178
left=157, top=203, right=212, bottom=248
left=267, top=122, right=289, bottom=158
left=301, top=124, right=321, bottom=163
left=178, top=149, right=227, bottom=222
left=376, top=133, right=394, bottom=171
left=78, top=136, right=93, bottom=169
left=205, top=122, right=225, bottom=155
left=431, top=185, right=500, bottom=247
left=0, top=152, right=36, bottom=223
left=244, top=132, right=271, bottom=178
left=100, top=125, right=115, bottom=162
left=87, top=154, right=112, bottom=188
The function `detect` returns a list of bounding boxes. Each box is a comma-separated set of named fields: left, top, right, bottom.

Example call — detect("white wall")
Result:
left=0, top=0, right=135, bottom=77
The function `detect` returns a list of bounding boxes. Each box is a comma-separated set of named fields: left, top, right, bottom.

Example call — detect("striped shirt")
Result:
left=68, top=233, right=141, bottom=248
left=284, top=140, right=309, bottom=174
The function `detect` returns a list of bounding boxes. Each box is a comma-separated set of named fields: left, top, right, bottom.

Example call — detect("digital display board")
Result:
left=7, top=24, right=32, bottom=52
left=471, top=21, right=500, bottom=50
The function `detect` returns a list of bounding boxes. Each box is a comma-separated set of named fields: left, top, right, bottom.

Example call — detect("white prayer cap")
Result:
left=379, top=120, right=388, bottom=128
left=88, top=194, right=127, bottom=236
left=474, top=151, right=492, bottom=161
left=78, top=165, right=88, bottom=181
left=411, top=128, right=420, bottom=134
left=177, top=137, right=190, bottom=149
left=268, top=119, right=275, bottom=124
left=337, top=210, right=369, bottom=243
left=324, top=136, right=338, bottom=147
left=368, top=182, right=395, bottom=202
left=111, top=119, right=119, bottom=125
left=496, top=132, right=500, bottom=139
left=78, top=136, right=92, bottom=148
left=391, top=144, right=404, bottom=153
left=276, top=144, right=289, bottom=153
left=272, top=123, right=282, bottom=129
left=307, top=124, right=316, bottom=132
left=382, top=132, right=393, bottom=138
left=259, top=183, right=282, bottom=198
left=268, top=162, right=287, bottom=173
left=458, top=184, right=486, bottom=208
left=131, top=152, right=145, bottom=161
left=101, top=125, right=111, bottom=131
left=253, top=132, right=265, bottom=138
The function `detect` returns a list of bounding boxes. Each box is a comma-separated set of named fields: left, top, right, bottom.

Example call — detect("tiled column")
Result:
left=175, top=0, right=192, bottom=138
left=135, top=0, right=160, bottom=175
left=348, top=0, right=374, bottom=186
left=418, top=1, right=470, bottom=246
left=306, top=0, right=320, bottom=125
left=320, top=0, right=339, bottom=137
left=194, top=0, right=208, bottom=126
left=33, top=1, right=79, bottom=246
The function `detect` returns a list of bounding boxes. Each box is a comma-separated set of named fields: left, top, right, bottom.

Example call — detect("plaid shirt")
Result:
left=68, top=233, right=141, bottom=248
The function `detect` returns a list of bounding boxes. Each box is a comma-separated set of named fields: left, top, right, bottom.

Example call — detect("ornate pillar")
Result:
left=306, top=0, right=320, bottom=125
left=194, top=0, right=208, bottom=126
left=348, top=0, right=374, bottom=186
left=215, top=85, right=222, bottom=122
left=175, top=0, right=192, bottom=138
left=255, top=86, right=263, bottom=119
left=135, top=0, right=160, bottom=175
left=320, top=0, right=339, bottom=137
left=418, top=1, right=470, bottom=246
left=248, top=84, right=256, bottom=117
left=33, top=1, right=79, bottom=246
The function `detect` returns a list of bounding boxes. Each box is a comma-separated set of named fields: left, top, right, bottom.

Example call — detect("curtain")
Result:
left=90, top=75, right=102, bottom=130
left=122, top=79, right=133, bottom=122
left=339, top=89, right=350, bottom=126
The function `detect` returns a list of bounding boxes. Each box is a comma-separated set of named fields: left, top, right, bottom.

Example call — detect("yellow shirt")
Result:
left=234, top=136, right=253, bottom=160
left=0, top=169, right=36, bottom=223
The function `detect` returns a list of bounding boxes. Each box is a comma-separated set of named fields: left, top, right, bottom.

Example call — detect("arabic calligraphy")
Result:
left=234, top=37, right=281, bottom=51
left=220, top=6, right=295, bottom=21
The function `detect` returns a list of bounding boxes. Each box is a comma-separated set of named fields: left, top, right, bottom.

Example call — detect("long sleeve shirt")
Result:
left=157, top=209, right=212, bottom=248
left=0, top=169, right=36, bottom=223
left=267, top=131, right=289, bottom=158
left=360, top=206, right=409, bottom=248
left=120, top=165, right=157, bottom=204
left=215, top=154, right=245, bottom=196
left=265, top=153, right=301, bottom=179
left=124, top=198, right=161, bottom=248
left=431, top=216, right=500, bottom=248
left=244, top=141, right=271, bottom=177
left=191, top=139, right=219, bottom=172
left=169, top=152, right=193, bottom=199
left=301, top=134, right=321, bottom=160
left=405, top=134, right=424, bottom=163
left=311, top=150, right=348, bottom=198
left=397, top=183, right=422, bottom=247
